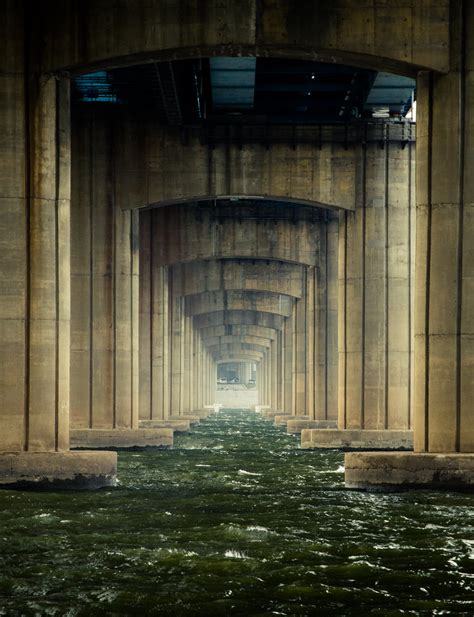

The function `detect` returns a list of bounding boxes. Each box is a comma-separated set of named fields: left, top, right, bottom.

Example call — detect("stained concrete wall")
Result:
left=70, top=113, right=140, bottom=430
left=0, top=6, right=71, bottom=452
left=171, top=260, right=304, bottom=299
left=338, top=143, right=415, bottom=431
left=39, top=1, right=449, bottom=74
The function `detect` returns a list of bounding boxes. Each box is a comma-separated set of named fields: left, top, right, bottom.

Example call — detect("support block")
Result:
left=189, top=409, right=213, bottom=418
left=287, top=419, right=337, bottom=434
left=175, top=415, right=200, bottom=425
left=261, top=409, right=284, bottom=418
left=140, top=419, right=191, bottom=432
left=301, top=429, right=413, bottom=451
left=70, top=428, right=173, bottom=450
left=273, top=414, right=309, bottom=426
left=0, top=451, right=117, bottom=490
left=345, top=452, right=474, bottom=492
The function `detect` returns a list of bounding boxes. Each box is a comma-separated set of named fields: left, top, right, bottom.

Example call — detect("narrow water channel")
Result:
left=1, top=409, right=473, bottom=616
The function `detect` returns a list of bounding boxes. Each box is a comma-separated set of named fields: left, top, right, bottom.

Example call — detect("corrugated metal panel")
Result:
left=210, top=57, right=256, bottom=109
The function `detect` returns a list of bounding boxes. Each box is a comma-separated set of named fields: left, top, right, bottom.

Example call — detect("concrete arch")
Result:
left=199, top=325, right=278, bottom=341
left=193, top=310, right=285, bottom=331
left=203, top=335, right=272, bottom=349
left=151, top=204, right=319, bottom=267
left=171, top=259, right=305, bottom=299
left=185, top=291, right=293, bottom=318
left=208, top=343, right=269, bottom=355
left=216, top=355, right=263, bottom=363
left=43, top=3, right=448, bottom=75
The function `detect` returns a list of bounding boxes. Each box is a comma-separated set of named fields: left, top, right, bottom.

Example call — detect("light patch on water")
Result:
left=195, top=464, right=211, bottom=467
left=238, top=469, right=262, bottom=477
left=224, top=550, right=248, bottom=559
left=246, top=525, right=270, bottom=533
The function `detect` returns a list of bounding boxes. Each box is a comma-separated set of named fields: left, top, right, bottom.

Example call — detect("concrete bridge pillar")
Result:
left=0, top=26, right=115, bottom=486
left=346, top=4, right=474, bottom=490
left=69, top=125, right=171, bottom=450
left=303, top=143, right=415, bottom=451
left=139, top=214, right=171, bottom=426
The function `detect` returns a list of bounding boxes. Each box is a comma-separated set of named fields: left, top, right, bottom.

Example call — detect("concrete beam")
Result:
left=41, top=2, right=449, bottom=75
left=171, top=259, right=305, bottom=299
left=193, top=310, right=285, bottom=331
left=185, top=290, right=294, bottom=318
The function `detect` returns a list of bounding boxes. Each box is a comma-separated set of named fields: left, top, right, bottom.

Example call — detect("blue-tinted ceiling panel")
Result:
left=210, top=57, right=256, bottom=109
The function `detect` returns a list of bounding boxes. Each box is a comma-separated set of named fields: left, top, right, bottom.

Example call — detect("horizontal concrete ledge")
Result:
left=140, top=419, right=191, bottom=432
left=261, top=409, right=285, bottom=418
left=188, top=409, right=212, bottom=419
left=70, top=428, right=173, bottom=450
left=345, top=452, right=474, bottom=492
left=171, top=414, right=200, bottom=425
left=301, top=429, right=413, bottom=451
left=274, top=414, right=309, bottom=426
left=287, top=419, right=337, bottom=434
left=0, top=451, right=117, bottom=490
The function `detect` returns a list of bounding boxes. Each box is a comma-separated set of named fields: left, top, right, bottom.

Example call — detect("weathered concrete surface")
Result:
left=341, top=3, right=474, bottom=489
left=153, top=204, right=320, bottom=267
left=172, top=260, right=304, bottom=299
left=301, top=429, right=413, bottom=451
left=41, top=2, right=449, bottom=75
left=273, top=414, right=294, bottom=426
left=274, top=414, right=310, bottom=427
left=71, top=112, right=140, bottom=431
left=287, top=419, right=338, bottom=434
left=139, top=419, right=191, bottom=432
left=194, top=311, right=284, bottom=331
left=0, top=452, right=117, bottom=490
left=345, top=453, right=474, bottom=492
left=70, top=429, right=173, bottom=450
left=116, top=124, right=360, bottom=211
left=337, top=144, right=415, bottom=433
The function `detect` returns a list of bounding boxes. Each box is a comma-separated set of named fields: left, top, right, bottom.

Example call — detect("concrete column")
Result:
left=138, top=211, right=173, bottom=428
left=303, top=140, right=414, bottom=451
left=0, top=10, right=115, bottom=486
left=169, top=293, right=185, bottom=415
left=270, top=340, right=279, bottom=409
left=346, top=4, right=474, bottom=489
left=277, top=331, right=284, bottom=410
left=283, top=313, right=294, bottom=413
left=315, top=217, right=339, bottom=423
left=293, top=295, right=307, bottom=415
left=69, top=115, right=169, bottom=449
left=182, top=316, right=193, bottom=414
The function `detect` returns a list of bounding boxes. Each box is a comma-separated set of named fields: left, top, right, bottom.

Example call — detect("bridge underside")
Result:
left=1, top=1, right=474, bottom=491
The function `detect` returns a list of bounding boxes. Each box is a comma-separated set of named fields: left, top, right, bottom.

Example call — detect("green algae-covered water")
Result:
left=1, top=409, right=473, bottom=616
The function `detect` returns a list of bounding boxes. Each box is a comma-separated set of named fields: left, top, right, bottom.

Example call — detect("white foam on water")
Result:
left=224, top=550, right=248, bottom=559
left=238, top=469, right=262, bottom=476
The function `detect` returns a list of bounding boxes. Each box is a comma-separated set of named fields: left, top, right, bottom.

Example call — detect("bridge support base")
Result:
left=287, top=419, right=337, bottom=434
left=345, top=452, right=474, bottom=492
left=301, top=429, right=413, bottom=450
left=0, top=451, right=117, bottom=489
left=140, top=419, right=191, bottom=432
left=70, top=428, right=173, bottom=450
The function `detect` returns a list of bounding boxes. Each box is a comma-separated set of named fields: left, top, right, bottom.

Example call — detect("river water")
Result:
left=1, top=409, right=473, bottom=616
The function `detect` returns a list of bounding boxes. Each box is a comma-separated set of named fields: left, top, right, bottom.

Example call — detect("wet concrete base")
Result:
left=140, top=419, right=191, bottom=432
left=287, top=419, right=337, bottom=434
left=70, top=428, right=173, bottom=450
left=345, top=452, right=474, bottom=491
left=0, top=451, right=117, bottom=489
left=261, top=409, right=285, bottom=419
left=301, top=429, right=413, bottom=451
left=273, top=414, right=309, bottom=426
